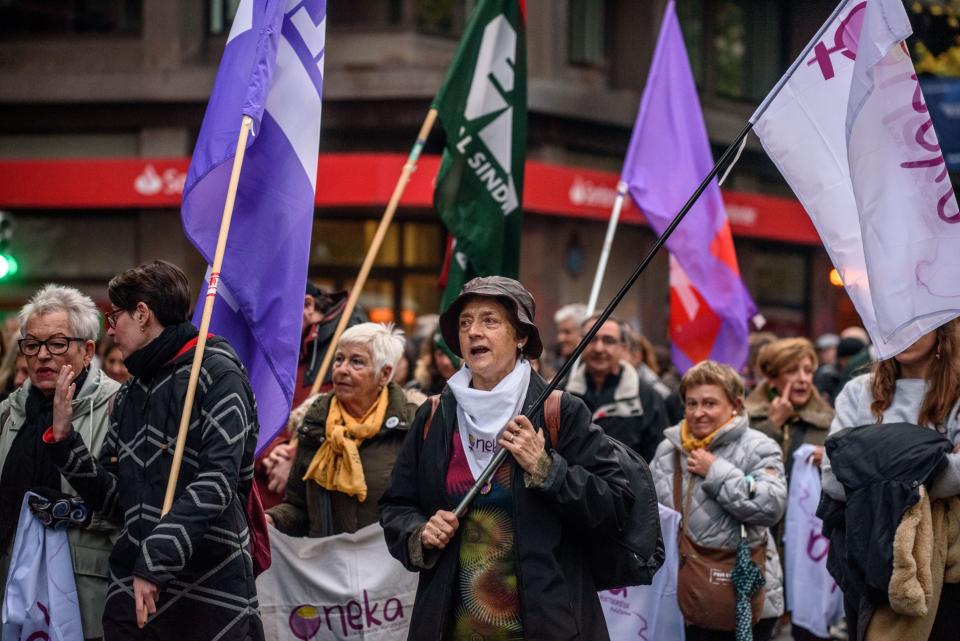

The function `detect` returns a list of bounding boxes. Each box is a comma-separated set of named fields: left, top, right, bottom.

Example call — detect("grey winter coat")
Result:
left=649, top=413, right=787, bottom=620
left=0, top=362, right=120, bottom=640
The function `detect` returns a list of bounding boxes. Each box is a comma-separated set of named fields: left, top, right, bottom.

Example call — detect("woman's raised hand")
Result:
left=768, top=379, right=795, bottom=428
left=51, top=364, right=76, bottom=441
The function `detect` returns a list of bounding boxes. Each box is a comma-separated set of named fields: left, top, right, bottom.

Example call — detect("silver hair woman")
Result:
left=267, top=322, right=420, bottom=537
left=0, top=284, right=120, bottom=640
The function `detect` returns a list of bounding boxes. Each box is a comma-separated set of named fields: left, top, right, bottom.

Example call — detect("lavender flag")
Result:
left=181, top=0, right=325, bottom=452
left=620, top=0, right=756, bottom=372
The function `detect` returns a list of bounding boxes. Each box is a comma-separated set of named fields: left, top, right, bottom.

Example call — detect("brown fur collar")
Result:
left=744, top=381, right=834, bottom=430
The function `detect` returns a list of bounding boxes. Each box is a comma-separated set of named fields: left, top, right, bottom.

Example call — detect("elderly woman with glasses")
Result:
left=380, top=276, right=634, bottom=641
left=265, top=322, right=419, bottom=536
left=0, top=284, right=120, bottom=641
left=42, top=260, right=263, bottom=641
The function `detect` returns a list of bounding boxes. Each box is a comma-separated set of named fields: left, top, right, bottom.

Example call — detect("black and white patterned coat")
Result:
left=47, top=336, right=263, bottom=641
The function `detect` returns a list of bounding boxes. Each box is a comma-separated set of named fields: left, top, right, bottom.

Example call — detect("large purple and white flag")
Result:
left=620, top=0, right=757, bottom=372
left=753, top=0, right=960, bottom=358
left=181, top=0, right=325, bottom=451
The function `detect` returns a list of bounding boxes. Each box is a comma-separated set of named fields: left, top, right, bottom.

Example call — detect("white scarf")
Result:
left=446, top=359, right=532, bottom=480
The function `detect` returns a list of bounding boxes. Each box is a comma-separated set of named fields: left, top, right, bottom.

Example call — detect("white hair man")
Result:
left=266, top=322, right=421, bottom=537
left=0, top=284, right=120, bottom=640
left=552, top=303, right=588, bottom=376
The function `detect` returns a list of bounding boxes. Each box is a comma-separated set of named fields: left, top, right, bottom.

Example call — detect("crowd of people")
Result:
left=0, top=265, right=958, bottom=641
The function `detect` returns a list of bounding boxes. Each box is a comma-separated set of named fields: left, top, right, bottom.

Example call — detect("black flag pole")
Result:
left=452, top=0, right=854, bottom=519
left=453, top=121, right=754, bottom=519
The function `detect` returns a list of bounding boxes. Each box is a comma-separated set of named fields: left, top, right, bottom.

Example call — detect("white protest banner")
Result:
left=2, top=495, right=82, bottom=641
left=256, top=524, right=418, bottom=641
left=753, top=0, right=960, bottom=358
left=599, top=504, right=684, bottom=641
left=784, top=445, right=843, bottom=638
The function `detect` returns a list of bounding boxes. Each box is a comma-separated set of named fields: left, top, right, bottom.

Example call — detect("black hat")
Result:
left=438, top=276, right=543, bottom=359
left=836, top=337, right=866, bottom=359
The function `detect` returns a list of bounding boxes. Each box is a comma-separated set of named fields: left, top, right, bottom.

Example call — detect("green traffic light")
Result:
left=0, top=254, right=18, bottom=280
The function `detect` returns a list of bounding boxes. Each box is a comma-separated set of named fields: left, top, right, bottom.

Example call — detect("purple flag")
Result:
left=620, top=0, right=756, bottom=372
left=181, top=0, right=326, bottom=452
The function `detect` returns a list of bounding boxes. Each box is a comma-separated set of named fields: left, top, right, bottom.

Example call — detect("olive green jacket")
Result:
left=0, top=362, right=120, bottom=640
left=268, top=382, right=419, bottom=537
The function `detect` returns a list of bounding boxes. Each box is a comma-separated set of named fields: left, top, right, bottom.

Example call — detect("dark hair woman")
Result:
left=379, top=276, right=634, bottom=641
left=42, top=260, right=263, bottom=641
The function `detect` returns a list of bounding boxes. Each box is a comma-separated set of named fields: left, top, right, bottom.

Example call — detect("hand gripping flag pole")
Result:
left=307, top=109, right=439, bottom=399
left=162, top=115, right=253, bottom=516
left=453, top=0, right=851, bottom=519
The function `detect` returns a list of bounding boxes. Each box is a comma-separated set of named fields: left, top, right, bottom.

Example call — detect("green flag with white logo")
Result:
left=434, top=0, right=527, bottom=312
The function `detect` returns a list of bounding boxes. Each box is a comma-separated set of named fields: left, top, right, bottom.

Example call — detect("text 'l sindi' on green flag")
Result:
left=433, top=0, right=527, bottom=312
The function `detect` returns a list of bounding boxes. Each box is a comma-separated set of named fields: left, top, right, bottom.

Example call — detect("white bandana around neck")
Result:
left=446, top=359, right=532, bottom=481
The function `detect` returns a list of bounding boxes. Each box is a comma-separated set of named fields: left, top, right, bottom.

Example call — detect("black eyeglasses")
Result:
left=18, top=335, right=86, bottom=356
left=105, top=308, right=127, bottom=329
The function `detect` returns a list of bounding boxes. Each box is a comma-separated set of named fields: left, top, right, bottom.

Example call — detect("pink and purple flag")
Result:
left=621, top=0, right=757, bottom=373
left=181, top=0, right=326, bottom=452
left=753, top=0, right=960, bottom=358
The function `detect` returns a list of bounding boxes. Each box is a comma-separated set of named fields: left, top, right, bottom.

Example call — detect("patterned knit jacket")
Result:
left=46, top=336, right=264, bottom=641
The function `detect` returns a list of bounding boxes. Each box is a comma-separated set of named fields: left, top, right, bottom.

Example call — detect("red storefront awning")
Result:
left=0, top=153, right=820, bottom=246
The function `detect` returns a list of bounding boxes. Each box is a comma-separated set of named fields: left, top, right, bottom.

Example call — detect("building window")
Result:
left=569, top=0, right=608, bottom=66
left=752, top=248, right=810, bottom=336
left=0, top=0, right=142, bottom=37
left=415, top=0, right=473, bottom=37
left=675, top=0, right=785, bottom=101
left=210, top=0, right=406, bottom=36
left=310, top=216, right=445, bottom=333
left=209, top=0, right=242, bottom=36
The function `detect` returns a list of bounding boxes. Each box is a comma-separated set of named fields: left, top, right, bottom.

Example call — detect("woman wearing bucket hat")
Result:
left=379, top=276, right=634, bottom=641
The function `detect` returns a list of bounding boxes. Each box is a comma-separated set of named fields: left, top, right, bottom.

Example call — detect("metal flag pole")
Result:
left=584, top=182, right=629, bottom=316
left=162, top=115, right=253, bottom=516
left=306, top=108, right=439, bottom=398
left=454, top=121, right=753, bottom=519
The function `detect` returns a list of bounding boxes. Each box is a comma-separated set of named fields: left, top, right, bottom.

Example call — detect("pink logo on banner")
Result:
left=25, top=601, right=51, bottom=641
left=807, top=1, right=867, bottom=80
left=894, top=74, right=960, bottom=222
left=288, top=591, right=406, bottom=639
left=289, top=605, right=322, bottom=641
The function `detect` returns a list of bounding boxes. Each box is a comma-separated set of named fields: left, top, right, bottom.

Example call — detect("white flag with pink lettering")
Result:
left=753, top=0, right=960, bottom=358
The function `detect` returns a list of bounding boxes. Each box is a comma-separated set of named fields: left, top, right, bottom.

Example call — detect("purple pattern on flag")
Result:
left=182, top=0, right=326, bottom=453
left=620, top=0, right=756, bottom=371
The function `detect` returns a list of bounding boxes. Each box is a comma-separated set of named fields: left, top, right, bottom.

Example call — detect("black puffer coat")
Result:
left=379, top=373, right=634, bottom=641
left=47, top=335, right=263, bottom=641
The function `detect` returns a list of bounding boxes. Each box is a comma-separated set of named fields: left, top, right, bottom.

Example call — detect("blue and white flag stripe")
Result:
left=182, top=0, right=326, bottom=452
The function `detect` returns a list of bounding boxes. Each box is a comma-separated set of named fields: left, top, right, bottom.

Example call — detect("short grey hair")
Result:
left=19, top=284, right=101, bottom=342
left=338, top=322, right=405, bottom=381
left=554, top=303, right=587, bottom=326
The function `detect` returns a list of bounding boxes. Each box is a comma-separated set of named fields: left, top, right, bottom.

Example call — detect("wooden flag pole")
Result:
left=307, top=107, right=439, bottom=398
left=162, top=115, right=254, bottom=516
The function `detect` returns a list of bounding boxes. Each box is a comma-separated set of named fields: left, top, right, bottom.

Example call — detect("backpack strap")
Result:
left=422, top=395, right=441, bottom=442
left=544, top=390, right=563, bottom=449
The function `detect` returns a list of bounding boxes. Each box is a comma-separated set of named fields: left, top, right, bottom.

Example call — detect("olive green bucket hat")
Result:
left=438, top=276, right=544, bottom=359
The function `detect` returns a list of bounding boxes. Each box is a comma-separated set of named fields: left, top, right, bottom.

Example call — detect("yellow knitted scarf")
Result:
left=679, top=418, right=725, bottom=452
left=302, top=387, right=389, bottom=502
